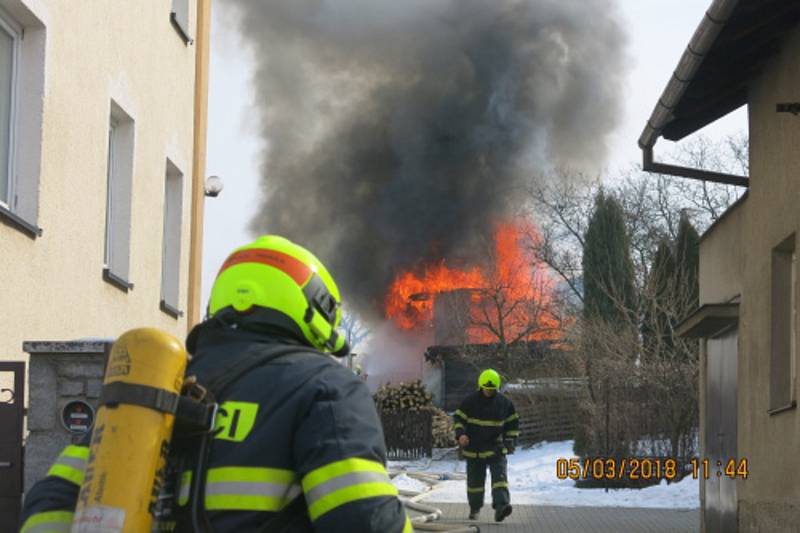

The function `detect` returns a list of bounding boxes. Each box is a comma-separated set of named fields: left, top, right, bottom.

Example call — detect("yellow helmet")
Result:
left=208, top=235, right=349, bottom=356
left=478, top=369, right=501, bottom=390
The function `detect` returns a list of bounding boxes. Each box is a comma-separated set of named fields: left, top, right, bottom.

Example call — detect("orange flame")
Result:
left=385, top=221, right=561, bottom=343
left=383, top=261, right=484, bottom=330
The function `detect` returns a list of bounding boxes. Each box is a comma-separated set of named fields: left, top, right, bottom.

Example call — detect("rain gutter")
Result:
left=638, top=0, right=749, bottom=187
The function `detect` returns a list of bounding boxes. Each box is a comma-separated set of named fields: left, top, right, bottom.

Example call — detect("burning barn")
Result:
left=378, top=222, right=570, bottom=407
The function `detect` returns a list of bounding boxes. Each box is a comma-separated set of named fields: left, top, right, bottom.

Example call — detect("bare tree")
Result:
left=526, top=133, right=747, bottom=299
left=572, top=260, right=699, bottom=464
left=470, top=231, right=563, bottom=355
left=433, top=229, right=570, bottom=381
left=523, top=174, right=596, bottom=304
left=667, top=134, right=747, bottom=223
left=339, top=307, right=370, bottom=350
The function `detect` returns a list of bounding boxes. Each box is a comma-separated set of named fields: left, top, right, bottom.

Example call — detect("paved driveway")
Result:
left=411, top=503, right=699, bottom=532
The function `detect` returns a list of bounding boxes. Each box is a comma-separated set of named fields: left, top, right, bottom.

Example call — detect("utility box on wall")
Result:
left=22, top=340, right=111, bottom=491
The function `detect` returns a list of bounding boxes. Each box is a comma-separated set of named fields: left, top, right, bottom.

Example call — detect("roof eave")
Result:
left=638, top=0, right=740, bottom=150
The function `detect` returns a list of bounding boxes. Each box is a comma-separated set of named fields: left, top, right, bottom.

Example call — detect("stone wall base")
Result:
left=739, top=500, right=800, bottom=533
left=23, top=341, right=110, bottom=491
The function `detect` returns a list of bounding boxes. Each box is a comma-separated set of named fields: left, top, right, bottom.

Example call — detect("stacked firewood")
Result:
left=430, top=407, right=457, bottom=448
left=374, top=380, right=432, bottom=411
left=374, top=381, right=456, bottom=448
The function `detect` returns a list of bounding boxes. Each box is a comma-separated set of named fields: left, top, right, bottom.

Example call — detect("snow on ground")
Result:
left=389, top=440, right=699, bottom=509
left=391, top=472, right=430, bottom=493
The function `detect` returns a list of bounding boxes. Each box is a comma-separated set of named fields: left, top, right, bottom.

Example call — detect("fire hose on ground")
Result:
left=390, top=470, right=481, bottom=533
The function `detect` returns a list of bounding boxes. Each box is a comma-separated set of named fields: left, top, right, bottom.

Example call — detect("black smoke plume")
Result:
left=228, top=0, right=627, bottom=318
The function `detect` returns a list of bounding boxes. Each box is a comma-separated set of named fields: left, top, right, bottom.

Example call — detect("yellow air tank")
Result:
left=72, top=328, right=188, bottom=532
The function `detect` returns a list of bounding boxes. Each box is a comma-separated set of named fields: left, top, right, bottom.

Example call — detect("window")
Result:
left=103, top=101, right=135, bottom=292
left=171, top=0, right=193, bottom=44
left=160, top=160, right=184, bottom=318
left=0, top=10, right=18, bottom=210
left=0, top=4, right=45, bottom=238
left=770, top=234, right=797, bottom=413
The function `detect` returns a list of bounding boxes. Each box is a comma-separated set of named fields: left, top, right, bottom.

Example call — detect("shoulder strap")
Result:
left=174, top=344, right=306, bottom=433
left=201, top=343, right=306, bottom=400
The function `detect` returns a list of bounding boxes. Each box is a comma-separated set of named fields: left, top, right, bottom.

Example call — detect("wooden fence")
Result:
left=377, top=378, right=587, bottom=456
left=506, top=378, right=588, bottom=446
left=378, top=409, right=433, bottom=460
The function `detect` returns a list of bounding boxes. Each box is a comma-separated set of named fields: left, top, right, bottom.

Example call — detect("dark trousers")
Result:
left=466, top=455, right=509, bottom=511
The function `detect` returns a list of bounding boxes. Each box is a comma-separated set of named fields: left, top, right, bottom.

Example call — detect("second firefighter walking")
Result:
left=454, top=368, right=519, bottom=522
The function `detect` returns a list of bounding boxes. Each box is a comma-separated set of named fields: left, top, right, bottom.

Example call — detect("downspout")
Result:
left=187, top=0, right=212, bottom=331
left=638, top=0, right=749, bottom=187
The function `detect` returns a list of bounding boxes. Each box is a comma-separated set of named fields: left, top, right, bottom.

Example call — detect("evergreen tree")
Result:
left=674, top=215, right=700, bottom=311
left=642, top=239, right=676, bottom=357
left=582, top=191, right=637, bottom=325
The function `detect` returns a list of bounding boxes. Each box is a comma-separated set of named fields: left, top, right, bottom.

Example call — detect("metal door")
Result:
left=0, top=362, right=24, bottom=531
left=705, top=328, right=738, bottom=533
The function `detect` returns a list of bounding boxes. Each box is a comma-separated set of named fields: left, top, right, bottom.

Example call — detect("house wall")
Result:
left=0, top=1, right=197, bottom=373
left=735, top=25, right=800, bottom=532
left=697, top=196, right=746, bottom=532
left=698, top=200, right=745, bottom=306
left=697, top=24, right=800, bottom=533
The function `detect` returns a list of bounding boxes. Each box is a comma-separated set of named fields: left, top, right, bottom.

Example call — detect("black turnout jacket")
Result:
left=453, top=390, right=519, bottom=459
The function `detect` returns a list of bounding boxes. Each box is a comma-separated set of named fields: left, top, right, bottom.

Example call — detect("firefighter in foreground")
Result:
left=20, top=235, right=412, bottom=532
left=454, top=369, right=519, bottom=522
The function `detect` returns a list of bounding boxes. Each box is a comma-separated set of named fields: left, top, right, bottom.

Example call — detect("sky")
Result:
left=201, top=0, right=748, bottom=312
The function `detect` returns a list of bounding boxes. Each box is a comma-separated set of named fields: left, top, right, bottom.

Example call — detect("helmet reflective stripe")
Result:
left=478, top=369, right=501, bottom=390
left=217, top=248, right=313, bottom=286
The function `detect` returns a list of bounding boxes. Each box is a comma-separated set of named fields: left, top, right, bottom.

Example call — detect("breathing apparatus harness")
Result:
left=158, top=310, right=342, bottom=532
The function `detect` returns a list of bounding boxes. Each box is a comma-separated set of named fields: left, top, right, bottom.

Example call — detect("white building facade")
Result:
left=0, top=0, right=206, bottom=365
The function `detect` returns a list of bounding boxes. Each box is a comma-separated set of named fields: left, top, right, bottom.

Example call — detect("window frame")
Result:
left=0, top=8, right=21, bottom=212
left=104, top=118, right=117, bottom=269
left=170, top=0, right=193, bottom=45
left=769, top=233, right=797, bottom=415
left=102, top=102, right=135, bottom=293
left=791, top=249, right=797, bottom=404
left=160, top=159, right=184, bottom=319
left=0, top=4, right=44, bottom=239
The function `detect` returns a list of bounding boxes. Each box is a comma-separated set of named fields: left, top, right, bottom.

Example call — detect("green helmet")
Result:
left=478, top=369, right=501, bottom=390
left=208, top=235, right=349, bottom=356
